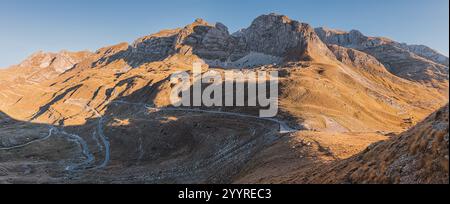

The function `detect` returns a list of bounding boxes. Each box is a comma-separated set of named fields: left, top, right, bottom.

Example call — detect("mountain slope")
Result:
left=0, top=13, right=448, bottom=184
left=235, top=105, right=448, bottom=184
left=307, top=104, right=449, bottom=184
left=315, top=27, right=449, bottom=89
left=0, top=14, right=446, bottom=131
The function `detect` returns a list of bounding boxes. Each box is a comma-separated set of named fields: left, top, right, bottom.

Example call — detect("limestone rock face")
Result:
left=132, top=29, right=180, bottom=63
left=315, top=27, right=449, bottom=85
left=327, top=44, right=387, bottom=73
left=131, top=19, right=243, bottom=66
left=5, top=50, right=92, bottom=83
left=176, top=19, right=243, bottom=61
left=398, top=44, right=449, bottom=66
left=315, top=28, right=391, bottom=49
left=18, top=50, right=91, bottom=73
left=239, top=14, right=335, bottom=61
left=130, top=14, right=336, bottom=68
left=241, top=14, right=306, bottom=56
left=363, top=45, right=449, bottom=83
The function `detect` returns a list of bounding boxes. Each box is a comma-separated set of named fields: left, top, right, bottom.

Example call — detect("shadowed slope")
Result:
left=310, top=104, right=449, bottom=184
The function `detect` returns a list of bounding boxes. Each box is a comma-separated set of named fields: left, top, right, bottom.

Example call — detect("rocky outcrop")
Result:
left=327, top=44, right=387, bottom=73
left=129, top=19, right=245, bottom=67
left=315, top=27, right=391, bottom=49
left=129, top=14, right=335, bottom=68
left=316, top=27, right=449, bottom=85
left=18, top=50, right=92, bottom=73
left=363, top=45, right=449, bottom=83
left=175, top=19, right=246, bottom=62
left=4, top=50, right=92, bottom=83
left=132, top=29, right=181, bottom=63
left=238, top=14, right=335, bottom=61
left=398, top=44, right=449, bottom=66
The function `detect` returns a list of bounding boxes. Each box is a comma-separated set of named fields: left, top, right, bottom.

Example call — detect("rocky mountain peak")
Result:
left=238, top=13, right=335, bottom=62
left=250, top=13, right=293, bottom=27
left=19, top=51, right=53, bottom=68
left=348, top=29, right=364, bottom=37
left=194, top=18, right=209, bottom=25
left=129, top=14, right=336, bottom=68
left=315, top=27, right=371, bottom=48
left=18, top=50, right=90, bottom=71
left=215, top=22, right=229, bottom=33
left=5, top=50, right=92, bottom=83
left=109, top=13, right=449, bottom=78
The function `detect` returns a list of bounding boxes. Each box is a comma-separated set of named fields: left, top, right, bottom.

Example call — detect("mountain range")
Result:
left=0, top=13, right=448, bottom=184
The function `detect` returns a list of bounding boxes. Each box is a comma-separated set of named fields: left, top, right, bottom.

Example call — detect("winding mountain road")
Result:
left=59, top=129, right=95, bottom=171
left=65, top=99, right=111, bottom=170
left=0, top=125, right=95, bottom=172
left=0, top=127, right=56, bottom=150
left=1, top=98, right=296, bottom=175
left=112, top=100, right=298, bottom=134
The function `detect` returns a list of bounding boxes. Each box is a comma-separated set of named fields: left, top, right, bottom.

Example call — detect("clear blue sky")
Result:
left=0, top=0, right=448, bottom=67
